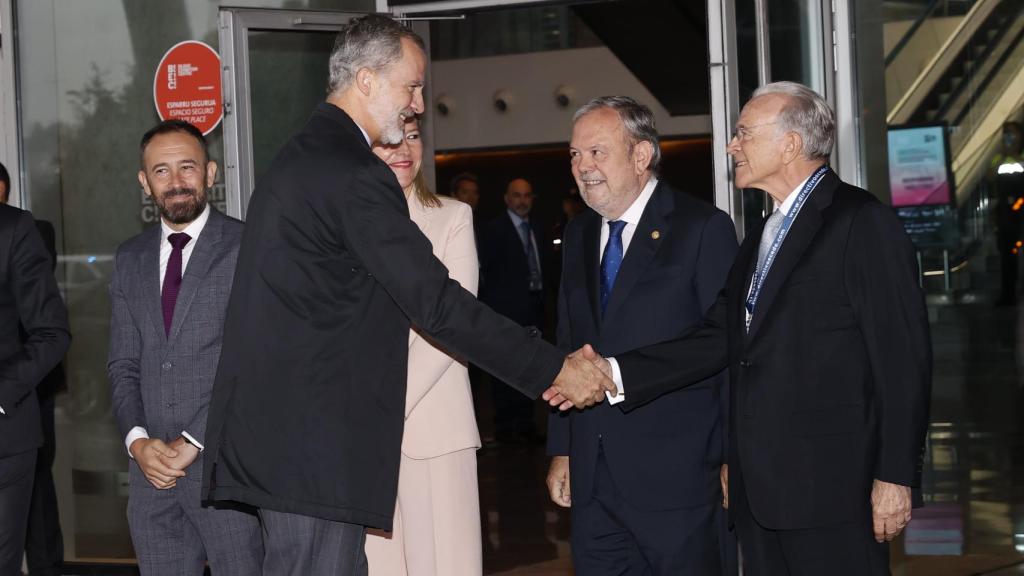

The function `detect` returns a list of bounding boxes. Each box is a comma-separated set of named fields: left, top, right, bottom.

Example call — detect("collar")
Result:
left=776, top=175, right=811, bottom=216
left=316, top=102, right=371, bottom=147
left=507, top=209, right=530, bottom=228
left=609, top=177, right=658, bottom=225
left=161, top=203, right=211, bottom=244
left=354, top=122, right=371, bottom=147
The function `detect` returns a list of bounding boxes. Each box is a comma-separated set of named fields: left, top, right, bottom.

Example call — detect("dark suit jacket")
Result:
left=548, top=182, right=737, bottom=511
left=617, top=168, right=931, bottom=530
left=0, top=204, right=70, bottom=458
left=202, top=103, right=563, bottom=530
left=479, top=212, right=552, bottom=327
left=28, top=220, right=66, bottom=399
left=108, top=208, right=243, bottom=497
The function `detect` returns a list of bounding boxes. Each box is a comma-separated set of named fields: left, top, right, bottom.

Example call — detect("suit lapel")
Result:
left=581, top=213, right=602, bottom=328
left=746, top=169, right=838, bottom=340
left=167, top=209, right=224, bottom=344
left=139, top=228, right=166, bottom=345
left=602, top=184, right=671, bottom=323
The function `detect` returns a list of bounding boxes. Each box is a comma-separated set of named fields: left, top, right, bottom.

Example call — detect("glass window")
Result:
left=15, top=0, right=373, bottom=562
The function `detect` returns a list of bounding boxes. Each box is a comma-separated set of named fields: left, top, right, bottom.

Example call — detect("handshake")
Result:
left=543, top=344, right=616, bottom=411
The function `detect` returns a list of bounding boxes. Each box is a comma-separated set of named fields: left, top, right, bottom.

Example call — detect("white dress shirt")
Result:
left=125, top=205, right=211, bottom=457
left=599, top=177, right=658, bottom=405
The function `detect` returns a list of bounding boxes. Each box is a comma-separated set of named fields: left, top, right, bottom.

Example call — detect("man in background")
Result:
left=480, top=177, right=553, bottom=444
left=450, top=172, right=480, bottom=212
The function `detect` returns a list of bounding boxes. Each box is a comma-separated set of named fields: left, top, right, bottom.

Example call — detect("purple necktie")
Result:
left=162, top=232, right=192, bottom=336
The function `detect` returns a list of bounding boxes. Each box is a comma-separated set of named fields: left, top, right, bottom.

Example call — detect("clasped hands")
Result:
left=129, top=436, right=200, bottom=490
left=542, top=344, right=615, bottom=411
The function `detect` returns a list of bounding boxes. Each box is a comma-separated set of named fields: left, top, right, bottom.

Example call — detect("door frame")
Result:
left=221, top=1, right=863, bottom=226
left=218, top=8, right=367, bottom=219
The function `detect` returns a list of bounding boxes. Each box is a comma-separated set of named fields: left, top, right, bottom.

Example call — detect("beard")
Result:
left=154, top=186, right=208, bottom=225
left=369, top=88, right=412, bottom=145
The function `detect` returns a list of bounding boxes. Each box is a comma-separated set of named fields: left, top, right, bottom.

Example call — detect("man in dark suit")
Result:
left=201, top=16, right=612, bottom=576
left=546, top=96, right=738, bottom=575
left=0, top=163, right=66, bottom=576
left=546, top=82, right=932, bottom=575
left=108, top=121, right=262, bottom=574
left=0, top=179, right=70, bottom=575
left=480, top=177, right=552, bottom=442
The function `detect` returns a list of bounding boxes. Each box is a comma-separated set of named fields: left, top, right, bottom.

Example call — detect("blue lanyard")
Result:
left=745, top=165, right=829, bottom=325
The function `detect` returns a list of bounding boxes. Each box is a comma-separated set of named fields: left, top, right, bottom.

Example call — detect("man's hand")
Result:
left=546, top=456, right=571, bottom=508
left=542, top=345, right=615, bottom=411
left=871, top=479, right=912, bottom=542
left=720, top=464, right=729, bottom=510
left=165, top=437, right=200, bottom=472
left=129, top=438, right=185, bottom=490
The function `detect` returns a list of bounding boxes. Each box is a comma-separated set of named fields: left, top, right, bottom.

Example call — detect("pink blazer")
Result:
left=403, top=195, right=482, bottom=458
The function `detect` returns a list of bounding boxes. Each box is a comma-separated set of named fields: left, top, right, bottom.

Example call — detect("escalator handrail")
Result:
left=885, top=0, right=943, bottom=67
left=888, top=0, right=1000, bottom=125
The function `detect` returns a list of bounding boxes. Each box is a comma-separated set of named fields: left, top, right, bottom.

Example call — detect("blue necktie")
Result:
left=600, top=220, right=627, bottom=316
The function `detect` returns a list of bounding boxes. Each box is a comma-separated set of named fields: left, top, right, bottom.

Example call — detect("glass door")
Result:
left=707, top=0, right=843, bottom=238
left=218, top=8, right=435, bottom=219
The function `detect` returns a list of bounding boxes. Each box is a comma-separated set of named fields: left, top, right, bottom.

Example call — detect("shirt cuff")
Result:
left=181, top=430, right=204, bottom=452
left=125, top=427, right=150, bottom=458
left=0, top=405, right=5, bottom=415
left=605, top=357, right=626, bottom=405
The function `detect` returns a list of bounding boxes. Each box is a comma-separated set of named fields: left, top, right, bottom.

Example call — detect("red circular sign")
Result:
left=153, top=41, right=223, bottom=135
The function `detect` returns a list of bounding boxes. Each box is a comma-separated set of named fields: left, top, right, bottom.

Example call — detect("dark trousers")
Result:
left=26, top=395, right=63, bottom=576
left=0, top=450, right=37, bottom=576
left=570, top=449, right=721, bottom=575
left=492, top=291, right=545, bottom=441
left=732, top=463, right=889, bottom=576
left=259, top=509, right=367, bottom=576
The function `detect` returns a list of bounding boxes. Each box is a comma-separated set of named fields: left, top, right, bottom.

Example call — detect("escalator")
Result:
left=884, top=0, right=1023, bottom=297
left=887, top=0, right=1024, bottom=203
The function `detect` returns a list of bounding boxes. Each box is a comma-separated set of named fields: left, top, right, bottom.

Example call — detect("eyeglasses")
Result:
left=731, top=122, right=778, bottom=142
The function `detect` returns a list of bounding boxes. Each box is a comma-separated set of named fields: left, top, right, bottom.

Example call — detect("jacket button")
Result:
left=162, top=361, right=172, bottom=371
left=739, top=360, right=751, bottom=368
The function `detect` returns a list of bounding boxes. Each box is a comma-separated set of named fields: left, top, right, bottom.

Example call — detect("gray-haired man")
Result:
left=547, top=82, right=932, bottom=575
left=546, top=96, right=738, bottom=575
left=201, top=15, right=613, bottom=576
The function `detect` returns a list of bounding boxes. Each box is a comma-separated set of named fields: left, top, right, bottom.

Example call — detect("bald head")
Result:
left=505, top=178, right=534, bottom=218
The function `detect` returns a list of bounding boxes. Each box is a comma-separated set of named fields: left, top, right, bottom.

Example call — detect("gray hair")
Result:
left=573, top=96, right=662, bottom=173
left=327, top=15, right=425, bottom=95
left=751, top=81, right=834, bottom=161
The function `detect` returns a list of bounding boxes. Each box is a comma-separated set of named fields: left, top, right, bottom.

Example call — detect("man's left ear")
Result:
left=783, top=132, right=804, bottom=164
left=206, top=161, right=219, bottom=189
left=634, top=141, right=654, bottom=175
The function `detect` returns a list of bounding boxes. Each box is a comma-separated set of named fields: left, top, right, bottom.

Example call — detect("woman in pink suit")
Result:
left=364, top=117, right=482, bottom=576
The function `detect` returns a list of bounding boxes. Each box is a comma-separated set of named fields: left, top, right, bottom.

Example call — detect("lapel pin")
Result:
left=651, top=230, right=661, bottom=240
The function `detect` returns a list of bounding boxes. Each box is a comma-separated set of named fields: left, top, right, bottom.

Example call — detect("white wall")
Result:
left=430, top=46, right=711, bottom=151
